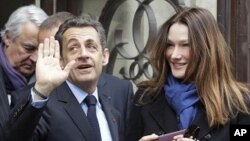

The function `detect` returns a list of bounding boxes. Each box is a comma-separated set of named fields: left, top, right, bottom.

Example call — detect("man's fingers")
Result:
left=55, top=40, right=60, bottom=59
left=43, top=38, right=50, bottom=57
left=42, top=37, right=59, bottom=58
left=49, top=37, right=55, bottom=57
left=38, top=43, right=44, bottom=60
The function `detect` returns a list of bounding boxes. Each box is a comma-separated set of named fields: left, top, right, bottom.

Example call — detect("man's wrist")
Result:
left=32, top=87, right=47, bottom=99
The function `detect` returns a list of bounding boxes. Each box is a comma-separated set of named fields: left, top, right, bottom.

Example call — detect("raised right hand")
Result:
left=34, top=37, right=76, bottom=97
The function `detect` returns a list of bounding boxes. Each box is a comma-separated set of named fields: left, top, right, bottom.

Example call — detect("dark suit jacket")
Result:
left=0, top=64, right=34, bottom=128
left=0, top=64, right=31, bottom=141
left=126, top=89, right=250, bottom=141
left=0, top=66, right=10, bottom=128
left=0, top=66, right=10, bottom=141
left=4, top=73, right=133, bottom=141
left=98, top=73, right=134, bottom=134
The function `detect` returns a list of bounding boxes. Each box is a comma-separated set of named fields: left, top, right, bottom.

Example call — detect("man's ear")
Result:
left=102, top=48, right=109, bottom=66
left=3, top=31, right=12, bottom=47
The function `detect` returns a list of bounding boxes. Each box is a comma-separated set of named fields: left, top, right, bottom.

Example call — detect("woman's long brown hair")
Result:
left=138, top=7, right=250, bottom=127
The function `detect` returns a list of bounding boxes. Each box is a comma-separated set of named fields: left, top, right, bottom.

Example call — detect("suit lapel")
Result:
left=55, top=82, right=94, bottom=141
left=98, top=85, right=119, bottom=141
left=0, top=67, right=10, bottom=125
left=192, top=103, right=213, bottom=139
left=97, top=74, right=111, bottom=101
left=148, top=93, right=180, bottom=133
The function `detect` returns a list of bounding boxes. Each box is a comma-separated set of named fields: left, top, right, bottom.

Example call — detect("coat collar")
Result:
left=98, top=80, right=120, bottom=141
left=191, top=102, right=214, bottom=139
left=148, top=93, right=179, bottom=133
left=97, top=73, right=116, bottom=106
left=0, top=66, right=10, bottom=125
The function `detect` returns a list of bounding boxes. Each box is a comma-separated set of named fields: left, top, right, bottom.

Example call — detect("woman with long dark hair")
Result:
left=126, top=7, right=250, bottom=141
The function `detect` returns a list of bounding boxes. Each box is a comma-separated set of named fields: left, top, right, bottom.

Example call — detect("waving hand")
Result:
left=34, top=37, right=76, bottom=97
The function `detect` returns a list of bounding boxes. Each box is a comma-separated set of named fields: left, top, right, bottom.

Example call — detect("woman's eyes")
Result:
left=166, top=43, right=190, bottom=47
left=182, top=43, right=190, bottom=47
left=166, top=43, right=173, bottom=47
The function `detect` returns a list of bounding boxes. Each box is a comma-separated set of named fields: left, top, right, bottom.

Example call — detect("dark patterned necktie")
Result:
left=85, top=95, right=101, bottom=141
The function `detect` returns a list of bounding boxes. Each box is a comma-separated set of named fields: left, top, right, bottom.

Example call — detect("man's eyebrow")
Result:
left=67, top=38, right=78, bottom=43
left=22, top=42, right=38, bottom=48
left=65, top=38, right=79, bottom=46
left=85, top=39, right=95, bottom=43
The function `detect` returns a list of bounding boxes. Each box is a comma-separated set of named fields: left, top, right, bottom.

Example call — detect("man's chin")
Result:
left=69, top=74, right=97, bottom=83
left=20, top=69, right=35, bottom=78
left=75, top=77, right=95, bottom=83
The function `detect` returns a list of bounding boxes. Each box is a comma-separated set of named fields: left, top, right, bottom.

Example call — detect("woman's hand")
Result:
left=173, top=134, right=196, bottom=141
left=139, top=133, right=159, bottom=141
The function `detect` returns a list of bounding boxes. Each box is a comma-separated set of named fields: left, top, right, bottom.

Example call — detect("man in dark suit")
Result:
left=3, top=15, right=133, bottom=141
left=0, top=5, right=47, bottom=132
left=36, top=12, right=132, bottom=140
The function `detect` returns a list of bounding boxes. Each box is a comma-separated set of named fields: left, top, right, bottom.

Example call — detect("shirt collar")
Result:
left=66, top=80, right=100, bottom=105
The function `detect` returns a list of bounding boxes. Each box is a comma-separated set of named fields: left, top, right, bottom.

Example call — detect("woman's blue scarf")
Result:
left=164, top=74, right=199, bottom=129
left=0, top=43, right=27, bottom=90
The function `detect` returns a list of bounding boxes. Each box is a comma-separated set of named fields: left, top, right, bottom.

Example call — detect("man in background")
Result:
left=0, top=4, right=47, bottom=129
